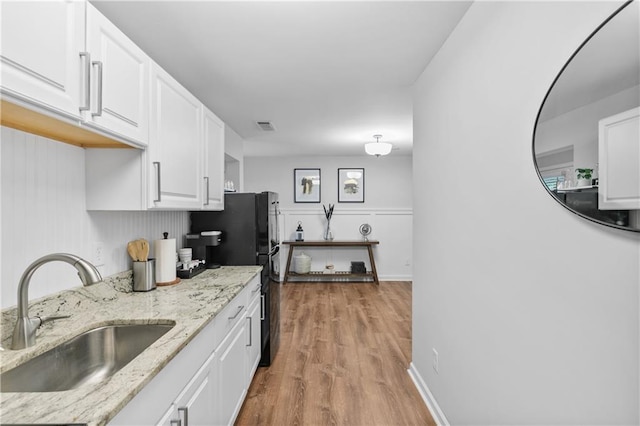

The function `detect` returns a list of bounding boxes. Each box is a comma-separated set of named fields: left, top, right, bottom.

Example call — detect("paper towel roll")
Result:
left=155, top=237, right=176, bottom=284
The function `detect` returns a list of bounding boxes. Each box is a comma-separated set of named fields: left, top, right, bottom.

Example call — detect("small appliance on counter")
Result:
left=184, top=230, right=222, bottom=269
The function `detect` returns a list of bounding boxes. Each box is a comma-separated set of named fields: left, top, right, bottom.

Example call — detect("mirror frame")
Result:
left=532, top=0, right=639, bottom=233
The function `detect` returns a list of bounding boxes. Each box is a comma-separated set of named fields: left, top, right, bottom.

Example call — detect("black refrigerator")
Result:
left=190, top=192, right=281, bottom=366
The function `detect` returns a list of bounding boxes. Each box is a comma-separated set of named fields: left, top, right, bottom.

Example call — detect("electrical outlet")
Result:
left=92, top=242, right=105, bottom=267
left=432, top=348, right=439, bottom=374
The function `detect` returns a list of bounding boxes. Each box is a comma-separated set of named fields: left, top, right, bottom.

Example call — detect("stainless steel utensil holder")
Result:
left=133, top=259, right=156, bottom=292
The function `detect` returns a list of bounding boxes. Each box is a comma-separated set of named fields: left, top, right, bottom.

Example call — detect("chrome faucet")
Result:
left=11, top=253, right=103, bottom=350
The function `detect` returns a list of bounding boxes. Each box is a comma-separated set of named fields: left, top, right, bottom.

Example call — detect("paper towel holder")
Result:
left=155, top=231, right=181, bottom=287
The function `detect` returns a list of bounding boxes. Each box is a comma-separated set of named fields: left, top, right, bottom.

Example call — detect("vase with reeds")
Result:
left=323, top=204, right=334, bottom=240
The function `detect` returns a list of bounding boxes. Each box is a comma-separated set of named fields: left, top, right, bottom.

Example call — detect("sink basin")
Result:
left=1, top=323, right=174, bottom=392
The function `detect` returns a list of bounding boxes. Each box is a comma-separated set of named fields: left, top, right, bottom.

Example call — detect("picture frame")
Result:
left=338, top=168, right=365, bottom=203
left=294, top=168, right=321, bottom=203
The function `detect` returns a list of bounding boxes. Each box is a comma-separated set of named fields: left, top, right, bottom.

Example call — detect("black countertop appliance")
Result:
left=190, top=191, right=280, bottom=366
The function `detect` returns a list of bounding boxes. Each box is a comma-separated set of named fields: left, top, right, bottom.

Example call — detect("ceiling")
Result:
left=91, top=1, right=471, bottom=157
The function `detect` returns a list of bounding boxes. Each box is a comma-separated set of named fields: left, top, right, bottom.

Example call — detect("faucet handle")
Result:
left=37, top=315, right=71, bottom=326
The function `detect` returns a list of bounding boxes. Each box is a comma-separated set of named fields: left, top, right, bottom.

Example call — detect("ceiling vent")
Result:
left=256, top=121, right=276, bottom=131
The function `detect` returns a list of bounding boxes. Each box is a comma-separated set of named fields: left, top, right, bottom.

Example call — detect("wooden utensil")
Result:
left=139, top=239, right=149, bottom=262
left=127, top=240, right=139, bottom=261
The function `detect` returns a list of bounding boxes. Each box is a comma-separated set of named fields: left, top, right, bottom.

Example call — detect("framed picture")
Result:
left=338, top=168, right=364, bottom=203
left=294, top=168, right=321, bottom=203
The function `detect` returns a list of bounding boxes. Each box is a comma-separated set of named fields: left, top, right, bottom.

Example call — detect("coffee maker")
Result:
left=185, top=231, right=222, bottom=269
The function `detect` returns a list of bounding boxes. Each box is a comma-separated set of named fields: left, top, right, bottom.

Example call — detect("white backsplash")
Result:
left=1, top=127, right=188, bottom=308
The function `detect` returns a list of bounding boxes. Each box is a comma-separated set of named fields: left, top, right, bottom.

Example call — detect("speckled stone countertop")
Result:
left=0, top=266, right=261, bottom=425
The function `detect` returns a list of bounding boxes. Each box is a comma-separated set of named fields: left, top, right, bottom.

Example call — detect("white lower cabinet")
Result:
left=216, top=315, right=249, bottom=426
left=246, top=286, right=262, bottom=382
left=109, top=276, right=260, bottom=426
left=157, top=351, right=217, bottom=426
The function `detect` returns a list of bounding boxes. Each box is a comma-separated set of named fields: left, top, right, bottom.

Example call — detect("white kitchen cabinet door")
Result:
left=0, top=0, right=84, bottom=120
left=157, top=351, right=217, bottom=426
left=246, top=289, right=262, bottom=382
left=149, top=62, right=203, bottom=209
left=203, top=108, right=225, bottom=210
left=85, top=3, right=149, bottom=148
left=216, top=318, right=248, bottom=426
left=598, top=107, right=640, bottom=210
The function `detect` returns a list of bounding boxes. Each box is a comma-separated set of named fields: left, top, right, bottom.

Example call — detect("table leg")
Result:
left=283, top=244, right=295, bottom=284
left=367, top=245, right=379, bottom=285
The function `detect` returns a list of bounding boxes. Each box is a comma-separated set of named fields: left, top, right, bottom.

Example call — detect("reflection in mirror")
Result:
left=534, top=0, right=640, bottom=232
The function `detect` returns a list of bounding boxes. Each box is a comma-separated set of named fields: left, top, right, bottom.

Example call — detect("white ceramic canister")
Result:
left=293, top=252, right=311, bottom=274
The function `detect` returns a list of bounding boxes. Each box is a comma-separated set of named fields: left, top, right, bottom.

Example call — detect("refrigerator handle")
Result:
left=274, top=201, right=281, bottom=246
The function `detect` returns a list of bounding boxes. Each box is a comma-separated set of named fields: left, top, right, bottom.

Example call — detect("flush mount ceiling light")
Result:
left=364, top=134, right=392, bottom=157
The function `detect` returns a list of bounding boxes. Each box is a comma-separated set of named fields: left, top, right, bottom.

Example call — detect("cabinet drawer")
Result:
left=212, top=286, right=251, bottom=344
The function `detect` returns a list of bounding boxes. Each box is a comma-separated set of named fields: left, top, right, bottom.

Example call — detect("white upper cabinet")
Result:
left=1, top=1, right=149, bottom=148
left=0, top=1, right=84, bottom=119
left=598, top=107, right=640, bottom=210
left=86, top=65, right=227, bottom=211
left=148, top=62, right=203, bottom=209
left=203, top=108, right=225, bottom=210
left=84, top=3, right=149, bottom=147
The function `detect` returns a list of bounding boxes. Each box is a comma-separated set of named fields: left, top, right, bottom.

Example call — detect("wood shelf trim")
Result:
left=1, top=99, right=134, bottom=148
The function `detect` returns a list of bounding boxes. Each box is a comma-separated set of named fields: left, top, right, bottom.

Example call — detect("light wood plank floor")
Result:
left=235, top=281, right=435, bottom=426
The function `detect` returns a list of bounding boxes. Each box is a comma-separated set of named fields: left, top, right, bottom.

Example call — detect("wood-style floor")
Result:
left=235, top=281, right=435, bottom=426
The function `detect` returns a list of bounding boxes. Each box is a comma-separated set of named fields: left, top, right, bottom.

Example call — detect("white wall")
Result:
left=225, top=124, right=244, bottom=192
left=412, top=2, right=639, bottom=425
left=244, top=155, right=413, bottom=280
left=1, top=127, right=189, bottom=308
left=244, top=155, right=412, bottom=209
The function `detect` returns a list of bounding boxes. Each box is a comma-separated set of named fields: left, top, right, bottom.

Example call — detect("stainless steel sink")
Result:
left=1, top=323, right=174, bottom=392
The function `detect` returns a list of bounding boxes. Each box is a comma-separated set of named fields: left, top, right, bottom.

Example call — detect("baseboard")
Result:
left=378, top=275, right=413, bottom=281
left=408, top=362, right=450, bottom=426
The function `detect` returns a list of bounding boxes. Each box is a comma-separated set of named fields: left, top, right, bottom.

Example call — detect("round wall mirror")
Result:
left=533, top=0, right=639, bottom=232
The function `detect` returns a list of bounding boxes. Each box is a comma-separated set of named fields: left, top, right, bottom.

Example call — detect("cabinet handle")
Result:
left=178, top=407, right=188, bottom=426
left=260, top=295, right=265, bottom=321
left=153, top=162, right=162, bottom=202
left=247, top=316, right=252, bottom=347
left=79, top=52, right=91, bottom=111
left=203, top=176, right=210, bottom=206
left=91, top=61, right=103, bottom=117
left=228, top=305, right=244, bottom=320
left=252, top=283, right=261, bottom=294
left=170, top=420, right=181, bottom=426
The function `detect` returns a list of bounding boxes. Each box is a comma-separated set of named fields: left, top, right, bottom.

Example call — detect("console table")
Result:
left=283, top=240, right=379, bottom=285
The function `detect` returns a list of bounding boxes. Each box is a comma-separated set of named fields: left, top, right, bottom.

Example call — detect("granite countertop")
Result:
left=0, top=266, right=262, bottom=425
